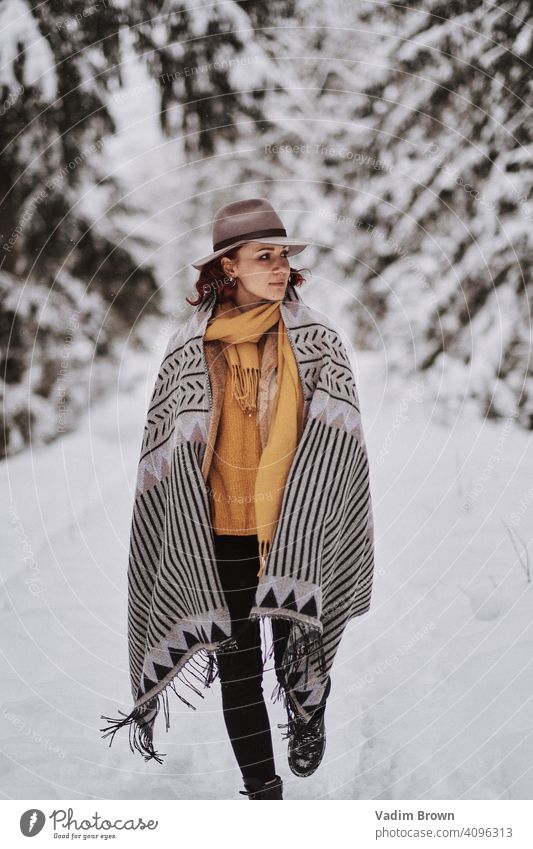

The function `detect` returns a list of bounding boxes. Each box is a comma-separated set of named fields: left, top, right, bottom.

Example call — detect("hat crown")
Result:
left=212, top=198, right=286, bottom=252
left=190, top=196, right=311, bottom=269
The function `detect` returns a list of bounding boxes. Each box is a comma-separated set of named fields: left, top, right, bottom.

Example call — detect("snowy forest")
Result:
left=2, top=0, right=533, bottom=803
left=1, top=0, right=532, bottom=456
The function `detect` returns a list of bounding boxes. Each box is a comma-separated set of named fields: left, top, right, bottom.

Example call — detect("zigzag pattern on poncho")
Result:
left=100, top=282, right=375, bottom=763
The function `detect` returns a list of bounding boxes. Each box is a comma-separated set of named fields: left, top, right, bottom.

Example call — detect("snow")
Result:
left=1, top=344, right=532, bottom=800
left=514, top=24, right=532, bottom=56
left=0, top=0, right=57, bottom=99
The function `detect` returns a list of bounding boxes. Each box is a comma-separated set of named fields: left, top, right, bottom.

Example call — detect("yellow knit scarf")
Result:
left=204, top=298, right=304, bottom=577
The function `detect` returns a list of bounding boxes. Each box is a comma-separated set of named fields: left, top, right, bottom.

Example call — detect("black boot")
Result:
left=239, top=774, right=283, bottom=799
left=278, top=677, right=332, bottom=778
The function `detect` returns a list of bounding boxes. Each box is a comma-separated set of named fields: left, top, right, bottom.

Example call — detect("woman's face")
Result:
left=220, top=242, right=291, bottom=310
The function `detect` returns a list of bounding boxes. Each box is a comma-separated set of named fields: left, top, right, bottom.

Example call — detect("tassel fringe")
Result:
left=275, top=689, right=302, bottom=741
left=275, top=618, right=327, bottom=688
left=256, top=613, right=328, bottom=723
left=272, top=620, right=329, bottom=737
left=256, top=537, right=271, bottom=578
left=100, top=615, right=327, bottom=764
left=230, top=363, right=259, bottom=414
left=100, top=635, right=239, bottom=764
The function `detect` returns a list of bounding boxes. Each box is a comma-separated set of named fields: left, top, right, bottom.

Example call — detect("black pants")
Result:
left=213, top=533, right=331, bottom=781
left=214, top=533, right=293, bottom=781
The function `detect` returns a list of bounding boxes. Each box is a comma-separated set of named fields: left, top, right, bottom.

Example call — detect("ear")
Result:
left=220, top=257, right=234, bottom=277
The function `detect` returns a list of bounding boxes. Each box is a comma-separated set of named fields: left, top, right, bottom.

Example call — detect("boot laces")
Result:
left=277, top=710, right=324, bottom=754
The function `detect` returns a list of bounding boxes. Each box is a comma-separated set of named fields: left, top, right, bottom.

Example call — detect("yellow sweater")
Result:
left=207, top=339, right=265, bottom=536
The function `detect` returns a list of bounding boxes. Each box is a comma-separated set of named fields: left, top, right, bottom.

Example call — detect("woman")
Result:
left=100, top=198, right=375, bottom=801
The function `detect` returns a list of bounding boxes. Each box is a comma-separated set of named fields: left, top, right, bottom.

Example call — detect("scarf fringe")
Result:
left=100, top=635, right=239, bottom=765
left=256, top=537, right=271, bottom=578
left=230, top=363, right=259, bottom=414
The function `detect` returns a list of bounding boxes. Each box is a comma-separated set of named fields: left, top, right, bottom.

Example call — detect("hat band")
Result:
left=213, top=227, right=287, bottom=252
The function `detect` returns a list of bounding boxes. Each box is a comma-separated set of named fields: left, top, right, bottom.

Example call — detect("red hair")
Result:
left=185, top=246, right=310, bottom=306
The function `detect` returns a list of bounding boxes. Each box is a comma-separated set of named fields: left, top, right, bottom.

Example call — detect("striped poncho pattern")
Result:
left=100, top=282, right=375, bottom=763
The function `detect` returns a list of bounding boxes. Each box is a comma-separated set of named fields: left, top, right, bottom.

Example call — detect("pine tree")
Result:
left=0, top=0, right=299, bottom=456
left=0, top=0, right=165, bottom=456
left=310, top=0, right=533, bottom=425
left=126, top=0, right=298, bottom=154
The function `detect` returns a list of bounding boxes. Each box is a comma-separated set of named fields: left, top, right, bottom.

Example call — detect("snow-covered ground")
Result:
left=1, top=338, right=532, bottom=800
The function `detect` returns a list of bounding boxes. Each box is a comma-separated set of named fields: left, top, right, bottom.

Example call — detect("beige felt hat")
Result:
left=191, top=197, right=311, bottom=269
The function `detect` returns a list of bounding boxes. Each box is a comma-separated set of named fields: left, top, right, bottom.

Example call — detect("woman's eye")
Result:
left=259, top=252, right=289, bottom=260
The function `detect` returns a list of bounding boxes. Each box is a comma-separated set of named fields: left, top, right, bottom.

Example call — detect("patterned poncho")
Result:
left=100, top=282, right=375, bottom=763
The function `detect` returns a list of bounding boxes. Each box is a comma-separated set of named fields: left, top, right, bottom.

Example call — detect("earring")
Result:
left=229, top=276, right=237, bottom=287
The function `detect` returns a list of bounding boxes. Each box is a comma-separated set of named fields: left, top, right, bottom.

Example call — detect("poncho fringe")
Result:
left=100, top=616, right=326, bottom=763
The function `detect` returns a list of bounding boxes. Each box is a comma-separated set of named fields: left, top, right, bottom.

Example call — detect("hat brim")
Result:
left=191, top=237, right=312, bottom=270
